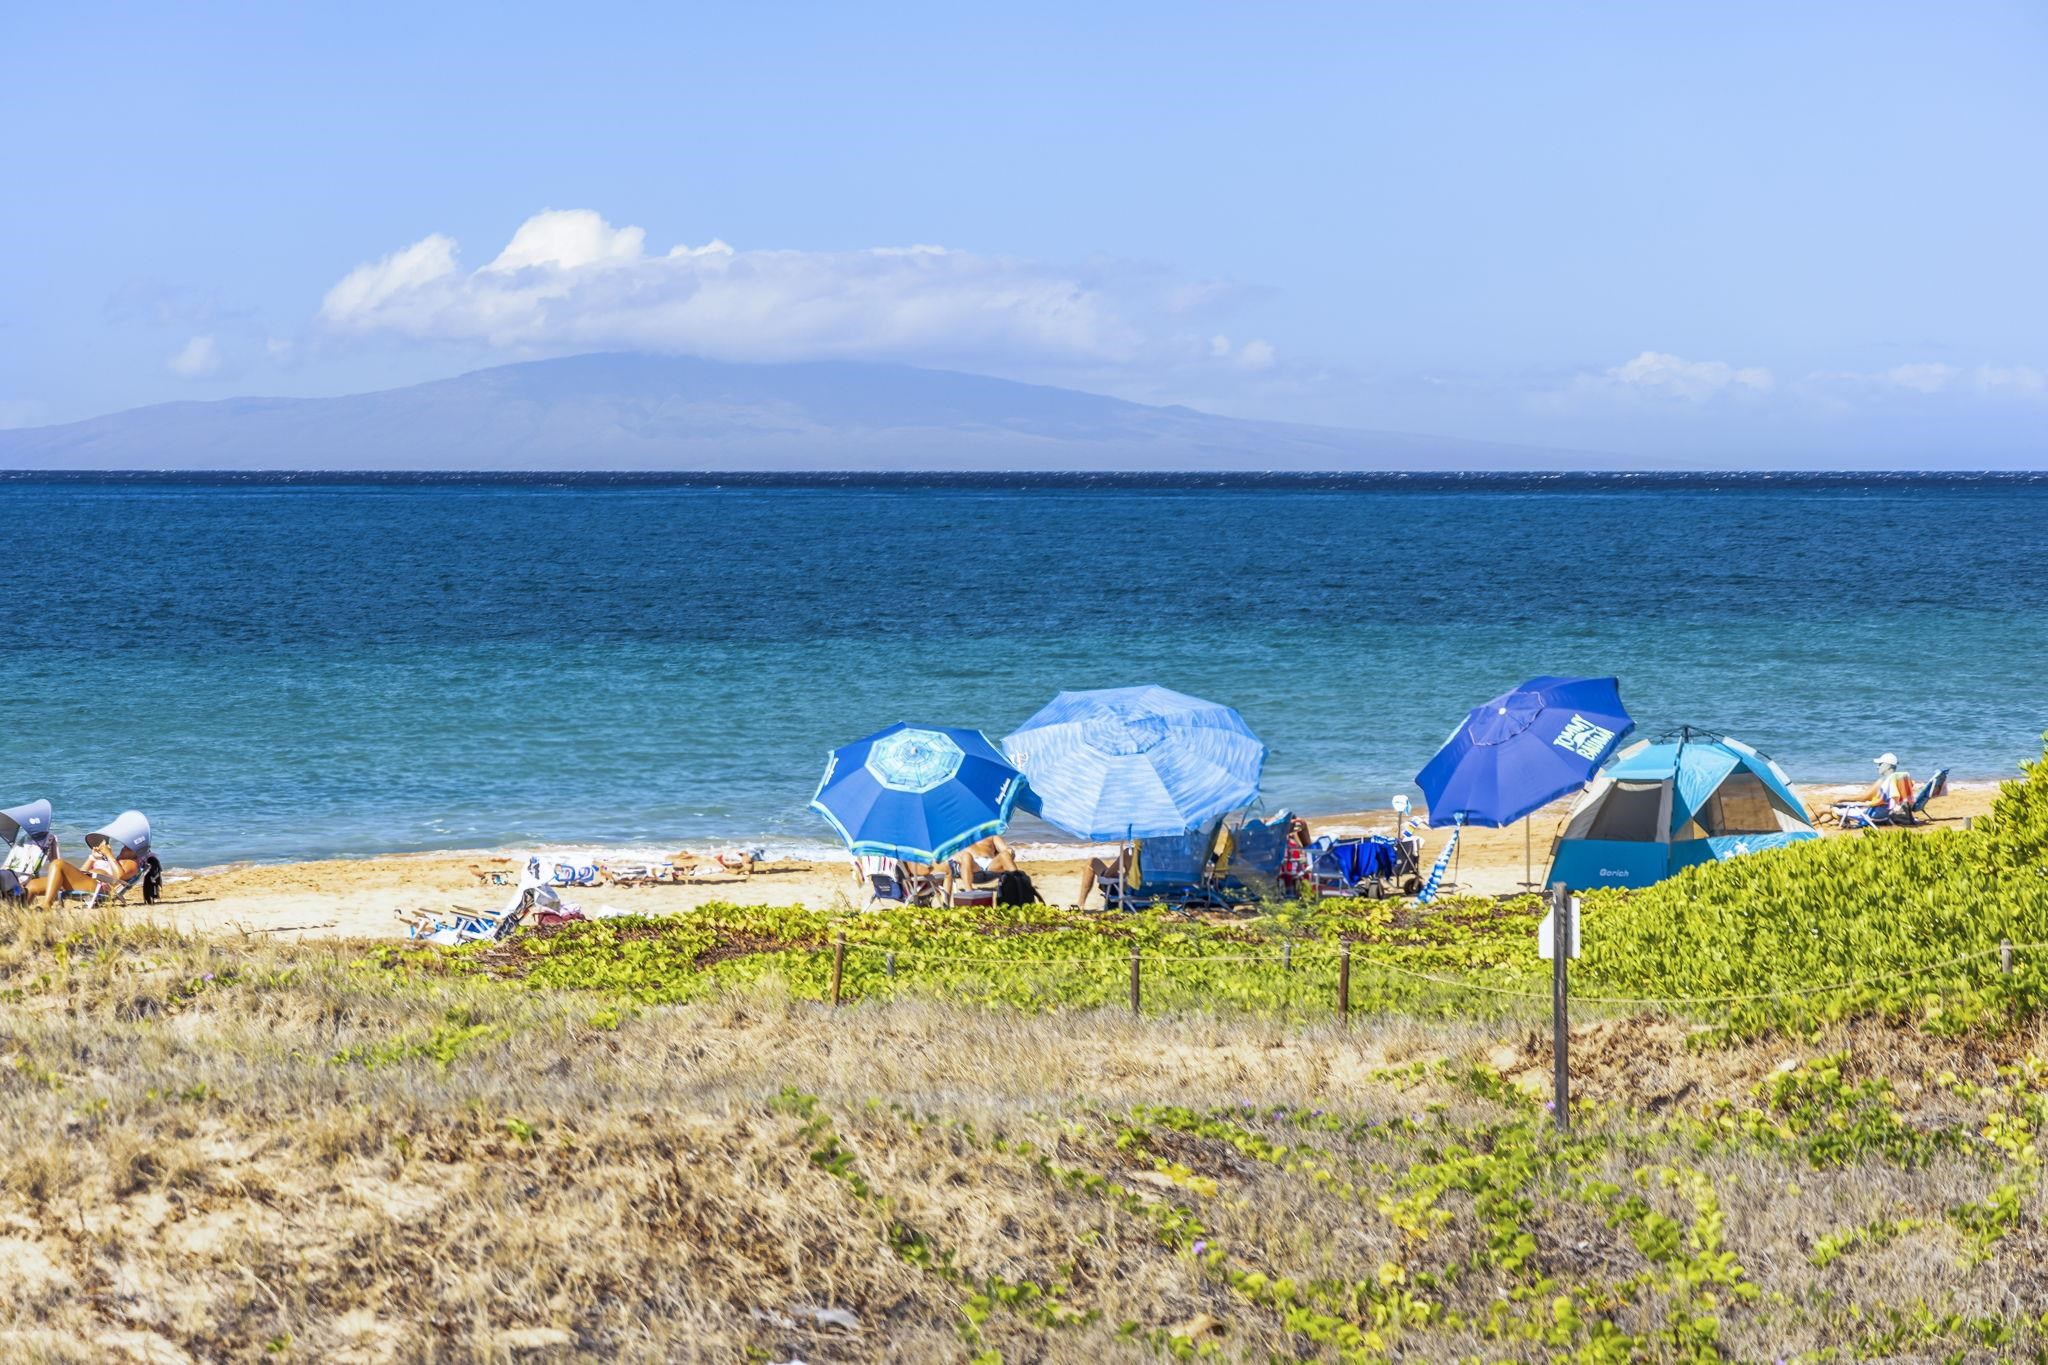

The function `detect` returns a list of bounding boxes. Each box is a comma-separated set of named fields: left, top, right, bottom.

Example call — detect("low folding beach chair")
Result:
left=854, top=855, right=909, bottom=906
left=1217, top=811, right=1294, bottom=904
left=58, top=811, right=159, bottom=909
left=1104, top=820, right=1228, bottom=913
left=400, top=859, right=556, bottom=943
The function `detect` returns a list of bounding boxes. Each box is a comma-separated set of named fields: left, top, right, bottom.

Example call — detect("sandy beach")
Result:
left=113, top=782, right=2004, bottom=944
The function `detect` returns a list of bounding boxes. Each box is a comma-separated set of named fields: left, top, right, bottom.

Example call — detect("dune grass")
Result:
left=5, top=896, right=2048, bottom=1363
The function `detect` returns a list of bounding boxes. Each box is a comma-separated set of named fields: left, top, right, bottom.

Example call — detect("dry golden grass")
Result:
left=2, top=905, right=2044, bottom=1363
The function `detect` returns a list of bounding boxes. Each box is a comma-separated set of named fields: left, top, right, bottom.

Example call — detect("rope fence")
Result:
left=793, top=932, right=2046, bottom=1015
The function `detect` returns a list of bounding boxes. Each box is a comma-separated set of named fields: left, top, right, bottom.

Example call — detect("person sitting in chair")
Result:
left=947, top=834, right=1017, bottom=900
left=31, top=831, right=141, bottom=909
left=1812, top=753, right=1911, bottom=826
left=1076, top=844, right=1134, bottom=910
left=0, top=829, right=58, bottom=903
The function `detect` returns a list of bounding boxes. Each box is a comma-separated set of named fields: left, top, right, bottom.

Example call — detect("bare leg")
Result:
left=32, top=861, right=103, bottom=909
left=1076, top=856, right=1119, bottom=908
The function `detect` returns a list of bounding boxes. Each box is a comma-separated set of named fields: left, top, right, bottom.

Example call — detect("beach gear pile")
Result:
left=400, top=855, right=636, bottom=944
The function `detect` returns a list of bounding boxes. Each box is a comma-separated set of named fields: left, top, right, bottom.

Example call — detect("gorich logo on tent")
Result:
left=1553, top=715, right=1617, bottom=761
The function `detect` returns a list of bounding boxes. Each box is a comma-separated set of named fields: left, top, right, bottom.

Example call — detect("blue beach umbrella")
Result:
left=1415, top=676, right=1635, bottom=828
left=1412, top=676, right=1634, bottom=901
left=1001, top=685, right=1267, bottom=840
left=810, top=723, right=1026, bottom=863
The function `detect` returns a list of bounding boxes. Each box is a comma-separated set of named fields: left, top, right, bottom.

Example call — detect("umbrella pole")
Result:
left=1524, top=820, right=1532, bottom=889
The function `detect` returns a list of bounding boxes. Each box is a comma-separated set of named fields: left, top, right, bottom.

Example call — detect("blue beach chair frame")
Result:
left=1104, top=819, right=1230, bottom=913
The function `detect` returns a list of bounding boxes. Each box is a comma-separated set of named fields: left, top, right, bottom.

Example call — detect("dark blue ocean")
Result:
left=4, top=473, right=2042, bottom=867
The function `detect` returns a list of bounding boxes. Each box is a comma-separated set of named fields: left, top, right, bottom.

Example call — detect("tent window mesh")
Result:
left=1703, top=772, right=1783, bottom=835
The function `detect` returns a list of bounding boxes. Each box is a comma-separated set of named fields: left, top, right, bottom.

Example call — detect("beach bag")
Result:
left=141, top=855, right=163, bottom=906
left=995, top=870, right=1042, bottom=907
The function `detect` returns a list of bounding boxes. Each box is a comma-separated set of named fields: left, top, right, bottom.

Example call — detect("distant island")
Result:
left=0, top=352, right=1611, bottom=471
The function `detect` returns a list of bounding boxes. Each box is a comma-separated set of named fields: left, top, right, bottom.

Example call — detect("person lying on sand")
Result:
left=30, top=833, right=140, bottom=909
left=669, top=848, right=754, bottom=879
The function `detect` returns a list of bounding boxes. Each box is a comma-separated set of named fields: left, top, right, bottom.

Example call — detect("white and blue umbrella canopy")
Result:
left=0, top=798, right=53, bottom=844
left=1414, top=675, right=1634, bottom=827
left=810, top=723, right=1025, bottom=863
left=88, top=810, right=152, bottom=857
left=1002, top=685, right=1267, bottom=840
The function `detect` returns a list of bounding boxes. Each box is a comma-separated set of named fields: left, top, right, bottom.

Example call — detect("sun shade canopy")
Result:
left=0, top=799, right=53, bottom=844
left=1414, top=676, right=1635, bottom=827
left=1002, top=685, right=1266, bottom=840
left=810, top=722, right=1025, bottom=863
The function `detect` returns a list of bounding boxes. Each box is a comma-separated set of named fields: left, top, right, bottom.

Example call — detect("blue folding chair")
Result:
left=1106, top=819, right=1228, bottom=913
left=1219, top=811, right=1294, bottom=902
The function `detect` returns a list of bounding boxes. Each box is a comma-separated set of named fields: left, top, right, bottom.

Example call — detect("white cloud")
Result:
left=1606, top=350, right=1774, bottom=401
left=1799, top=361, right=2046, bottom=402
left=318, top=209, right=1253, bottom=371
left=1537, top=350, right=1775, bottom=412
left=165, top=334, right=223, bottom=379
left=1972, top=365, right=2046, bottom=397
left=1236, top=338, right=1277, bottom=371
left=1877, top=362, right=1956, bottom=393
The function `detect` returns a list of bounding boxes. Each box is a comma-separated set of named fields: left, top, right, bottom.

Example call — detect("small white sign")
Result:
left=1538, top=900, right=1582, bottom=960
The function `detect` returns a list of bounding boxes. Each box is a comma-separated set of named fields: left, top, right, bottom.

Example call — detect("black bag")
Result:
left=995, top=870, right=1042, bottom=907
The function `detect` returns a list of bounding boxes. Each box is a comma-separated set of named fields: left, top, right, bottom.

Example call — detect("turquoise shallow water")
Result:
left=2, top=473, right=2042, bottom=867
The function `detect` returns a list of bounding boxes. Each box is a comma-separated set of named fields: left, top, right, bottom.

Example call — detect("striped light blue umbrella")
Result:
left=1001, top=686, right=1266, bottom=840
left=810, top=722, right=1025, bottom=863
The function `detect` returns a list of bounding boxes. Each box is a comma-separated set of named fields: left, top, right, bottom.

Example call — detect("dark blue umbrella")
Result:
left=810, top=722, right=1026, bottom=863
left=1415, top=676, right=1635, bottom=828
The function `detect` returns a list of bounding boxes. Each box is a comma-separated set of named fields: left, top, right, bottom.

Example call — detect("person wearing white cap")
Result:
left=1812, top=753, right=1911, bottom=826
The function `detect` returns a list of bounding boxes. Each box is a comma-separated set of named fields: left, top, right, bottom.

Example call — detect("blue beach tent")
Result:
left=1546, top=728, right=1818, bottom=890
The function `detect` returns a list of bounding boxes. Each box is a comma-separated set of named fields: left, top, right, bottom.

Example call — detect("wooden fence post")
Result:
left=1338, top=942, right=1351, bottom=1024
left=1282, top=941, right=1292, bottom=973
left=2002, top=939, right=2013, bottom=976
left=830, top=933, right=846, bottom=1008
left=1129, top=946, right=1142, bottom=1016
left=885, top=950, right=897, bottom=979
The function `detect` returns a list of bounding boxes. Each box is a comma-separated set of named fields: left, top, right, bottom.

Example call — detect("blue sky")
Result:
left=4, top=1, right=2044, bottom=461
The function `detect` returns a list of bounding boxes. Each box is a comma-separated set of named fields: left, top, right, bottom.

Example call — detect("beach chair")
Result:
left=1840, top=768, right=1946, bottom=830
left=1900, top=767, right=1950, bottom=822
left=400, top=859, right=554, bottom=943
left=57, top=811, right=159, bottom=909
left=1217, top=811, right=1294, bottom=904
left=854, top=854, right=909, bottom=906
left=1104, top=820, right=1228, bottom=913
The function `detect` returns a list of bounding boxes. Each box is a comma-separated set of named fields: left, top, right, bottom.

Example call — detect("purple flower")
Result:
left=1191, top=1240, right=1208, bottom=1256
left=1544, top=1100, right=1556, bottom=1112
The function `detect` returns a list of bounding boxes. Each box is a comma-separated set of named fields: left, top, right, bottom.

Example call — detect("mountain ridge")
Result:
left=0, top=352, right=1621, bottom=471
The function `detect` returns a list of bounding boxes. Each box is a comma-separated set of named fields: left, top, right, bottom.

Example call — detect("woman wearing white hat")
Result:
left=1812, top=753, right=1910, bottom=826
